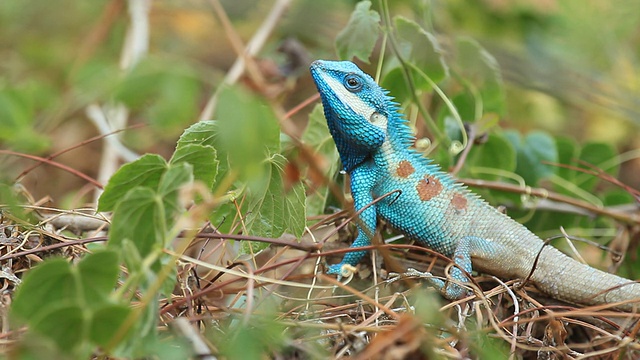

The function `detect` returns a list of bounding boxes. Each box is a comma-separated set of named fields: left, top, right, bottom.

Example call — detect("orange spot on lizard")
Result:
left=450, top=192, right=468, bottom=213
left=416, top=175, right=443, bottom=201
left=396, top=160, right=415, bottom=178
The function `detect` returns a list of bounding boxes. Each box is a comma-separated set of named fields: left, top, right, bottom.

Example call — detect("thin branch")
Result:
left=460, top=178, right=640, bottom=225
left=199, top=0, right=292, bottom=121
left=0, top=150, right=102, bottom=189
left=91, top=0, right=150, bottom=204
left=193, top=232, right=320, bottom=252
left=120, top=0, right=150, bottom=70
left=450, top=124, right=476, bottom=175
left=86, top=104, right=141, bottom=162
left=0, top=236, right=108, bottom=261
left=170, top=318, right=216, bottom=360
left=15, top=123, right=144, bottom=182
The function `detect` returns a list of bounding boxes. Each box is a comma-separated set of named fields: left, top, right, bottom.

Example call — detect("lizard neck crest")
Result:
left=310, top=60, right=424, bottom=172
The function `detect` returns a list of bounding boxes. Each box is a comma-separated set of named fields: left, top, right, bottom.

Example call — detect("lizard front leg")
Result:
left=327, top=163, right=379, bottom=277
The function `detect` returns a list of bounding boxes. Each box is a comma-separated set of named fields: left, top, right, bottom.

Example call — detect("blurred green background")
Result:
left=1, top=0, right=639, bottom=206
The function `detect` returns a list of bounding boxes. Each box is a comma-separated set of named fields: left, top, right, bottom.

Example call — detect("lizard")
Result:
left=309, top=59, right=640, bottom=311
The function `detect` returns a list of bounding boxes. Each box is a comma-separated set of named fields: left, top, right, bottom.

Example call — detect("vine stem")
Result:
left=460, top=178, right=640, bottom=225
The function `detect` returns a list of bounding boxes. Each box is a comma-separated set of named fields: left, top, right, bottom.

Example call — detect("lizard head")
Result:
left=310, top=60, right=390, bottom=172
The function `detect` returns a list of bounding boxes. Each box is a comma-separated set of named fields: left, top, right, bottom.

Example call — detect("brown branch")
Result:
left=1, top=150, right=103, bottom=189
left=460, top=178, right=640, bottom=225
left=15, top=123, right=145, bottom=182
left=0, top=236, right=107, bottom=261
left=450, top=124, right=476, bottom=176
left=193, top=232, right=321, bottom=252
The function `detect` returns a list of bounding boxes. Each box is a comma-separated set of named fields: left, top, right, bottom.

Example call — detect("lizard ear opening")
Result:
left=369, top=112, right=388, bottom=129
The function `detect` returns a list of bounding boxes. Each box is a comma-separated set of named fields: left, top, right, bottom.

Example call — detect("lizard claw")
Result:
left=327, top=263, right=357, bottom=278
left=406, top=268, right=471, bottom=300
left=406, top=268, right=432, bottom=278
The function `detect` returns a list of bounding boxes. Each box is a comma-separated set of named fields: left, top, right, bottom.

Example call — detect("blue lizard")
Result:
left=310, top=59, right=640, bottom=310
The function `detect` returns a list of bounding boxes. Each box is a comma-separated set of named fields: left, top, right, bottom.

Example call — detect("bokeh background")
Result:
left=1, top=0, right=639, bottom=206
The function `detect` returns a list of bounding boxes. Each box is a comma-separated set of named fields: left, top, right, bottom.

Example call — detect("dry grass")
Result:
left=3, top=202, right=640, bottom=359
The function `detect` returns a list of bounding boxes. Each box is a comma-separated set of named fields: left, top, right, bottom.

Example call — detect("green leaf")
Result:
left=108, top=187, right=164, bottom=257
left=158, top=253, right=179, bottom=299
left=77, top=250, right=120, bottom=309
left=442, top=114, right=464, bottom=143
left=551, top=136, right=581, bottom=196
left=113, top=58, right=200, bottom=135
left=603, top=189, right=635, bottom=206
left=301, top=105, right=337, bottom=154
left=217, top=308, right=287, bottom=360
left=98, top=154, right=168, bottom=212
left=469, top=328, right=510, bottom=359
left=72, top=60, right=121, bottom=104
left=455, top=37, right=505, bottom=116
left=158, top=162, right=193, bottom=197
left=382, top=65, right=424, bottom=104
left=244, top=155, right=306, bottom=244
left=555, top=136, right=579, bottom=182
left=449, top=92, right=476, bottom=124
left=176, top=120, right=229, bottom=191
left=335, top=1, right=380, bottom=63
left=0, top=87, right=51, bottom=153
left=284, top=181, right=307, bottom=236
left=134, top=299, right=160, bottom=348
left=113, top=64, right=163, bottom=108
left=215, top=86, right=280, bottom=182
left=382, top=16, right=449, bottom=103
left=90, top=304, right=132, bottom=348
left=394, top=16, right=448, bottom=83
left=381, top=17, right=448, bottom=103
left=208, top=200, right=240, bottom=235
left=31, top=304, right=87, bottom=352
left=301, top=104, right=340, bottom=216
left=0, top=182, right=28, bottom=222
left=11, top=259, right=76, bottom=322
left=147, top=71, right=200, bottom=133
left=158, top=162, right=194, bottom=229
left=170, top=143, right=218, bottom=189
left=176, top=120, right=218, bottom=148
left=121, top=239, right=143, bottom=274
left=505, top=130, right=557, bottom=185
left=466, top=132, right=516, bottom=179
left=576, top=142, right=618, bottom=191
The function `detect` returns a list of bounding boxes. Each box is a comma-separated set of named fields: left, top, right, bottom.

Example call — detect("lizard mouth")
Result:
left=310, top=59, right=327, bottom=71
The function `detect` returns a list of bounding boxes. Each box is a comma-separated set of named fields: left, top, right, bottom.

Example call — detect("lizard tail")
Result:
left=533, top=246, right=640, bottom=311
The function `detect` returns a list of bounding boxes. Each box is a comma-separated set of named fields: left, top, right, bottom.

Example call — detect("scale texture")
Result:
left=310, top=59, right=640, bottom=311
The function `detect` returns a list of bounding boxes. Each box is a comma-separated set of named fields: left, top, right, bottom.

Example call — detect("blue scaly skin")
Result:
left=310, top=60, right=640, bottom=311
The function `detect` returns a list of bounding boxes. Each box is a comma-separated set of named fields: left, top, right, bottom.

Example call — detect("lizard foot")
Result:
left=327, top=263, right=357, bottom=278
left=406, top=268, right=471, bottom=300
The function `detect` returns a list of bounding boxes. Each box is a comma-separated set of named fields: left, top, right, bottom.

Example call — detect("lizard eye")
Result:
left=343, top=74, right=363, bottom=92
